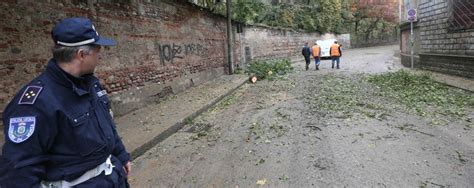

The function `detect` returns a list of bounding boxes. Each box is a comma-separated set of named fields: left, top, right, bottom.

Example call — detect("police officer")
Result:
left=0, top=17, right=131, bottom=187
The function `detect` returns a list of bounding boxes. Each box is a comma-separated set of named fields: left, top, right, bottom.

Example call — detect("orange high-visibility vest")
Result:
left=312, top=45, right=320, bottom=57
left=330, top=44, right=341, bottom=57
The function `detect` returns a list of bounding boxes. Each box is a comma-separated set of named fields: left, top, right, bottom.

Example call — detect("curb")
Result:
left=408, top=69, right=474, bottom=93
left=432, top=78, right=474, bottom=93
left=130, top=78, right=248, bottom=160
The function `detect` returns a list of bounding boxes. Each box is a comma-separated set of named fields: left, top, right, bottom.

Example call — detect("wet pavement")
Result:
left=127, top=45, right=474, bottom=187
left=0, top=45, right=472, bottom=187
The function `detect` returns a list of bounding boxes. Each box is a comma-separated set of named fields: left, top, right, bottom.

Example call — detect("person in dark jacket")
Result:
left=0, top=17, right=131, bottom=188
left=301, top=42, right=312, bottom=71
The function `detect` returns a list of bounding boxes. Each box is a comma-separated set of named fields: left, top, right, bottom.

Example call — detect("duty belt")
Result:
left=41, top=155, right=114, bottom=188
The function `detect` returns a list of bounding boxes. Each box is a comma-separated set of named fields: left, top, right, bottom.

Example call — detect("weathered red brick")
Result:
left=0, top=0, right=244, bottom=112
left=43, top=20, right=52, bottom=26
left=2, top=0, right=17, bottom=4
left=3, top=27, right=18, bottom=32
left=1, top=60, right=23, bottom=64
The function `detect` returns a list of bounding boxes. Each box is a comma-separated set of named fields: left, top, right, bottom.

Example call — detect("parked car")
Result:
left=316, top=39, right=337, bottom=59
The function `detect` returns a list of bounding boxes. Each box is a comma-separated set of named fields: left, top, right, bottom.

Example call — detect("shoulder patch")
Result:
left=18, top=86, right=43, bottom=105
left=97, top=90, right=107, bottom=98
left=8, top=116, right=36, bottom=143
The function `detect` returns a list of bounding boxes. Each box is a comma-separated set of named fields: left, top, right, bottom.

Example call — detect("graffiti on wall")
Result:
left=158, top=43, right=183, bottom=65
left=157, top=43, right=209, bottom=65
left=184, top=43, right=208, bottom=56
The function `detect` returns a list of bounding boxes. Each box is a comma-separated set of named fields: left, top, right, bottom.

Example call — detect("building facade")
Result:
left=400, top=0, right=474, bottom=78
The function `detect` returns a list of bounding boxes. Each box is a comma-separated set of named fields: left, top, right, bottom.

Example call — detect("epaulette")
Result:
left=18, top=86, right=43, bottom=105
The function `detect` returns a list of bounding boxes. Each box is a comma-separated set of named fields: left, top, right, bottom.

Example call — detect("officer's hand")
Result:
left=123, top=161, right=132, bottom=176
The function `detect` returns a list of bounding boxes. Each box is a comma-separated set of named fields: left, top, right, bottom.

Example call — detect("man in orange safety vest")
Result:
left=311, top=42, right=321, bottom=70
left=329, top=41, right=342, bottom=69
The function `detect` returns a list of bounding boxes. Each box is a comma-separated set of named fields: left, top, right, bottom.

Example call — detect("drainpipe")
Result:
left=226, top=0, right=233, bottom=74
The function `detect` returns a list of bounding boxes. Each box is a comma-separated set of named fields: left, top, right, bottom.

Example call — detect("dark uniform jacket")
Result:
left=301, top=46, right=311, bottom=58
left=0, top=59, right=130, bottom=187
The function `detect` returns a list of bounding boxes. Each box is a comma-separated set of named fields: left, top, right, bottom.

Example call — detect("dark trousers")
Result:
left=331, top=57, right=340, bottom=68
left=304, top=57, right=311, bottom=70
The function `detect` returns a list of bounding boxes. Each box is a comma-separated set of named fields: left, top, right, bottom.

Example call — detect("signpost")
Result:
left=408, top=9, right=417, bottom=69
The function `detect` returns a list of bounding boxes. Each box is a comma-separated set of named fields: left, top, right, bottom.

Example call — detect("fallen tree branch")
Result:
left=396, top=126, right=435, bottom=137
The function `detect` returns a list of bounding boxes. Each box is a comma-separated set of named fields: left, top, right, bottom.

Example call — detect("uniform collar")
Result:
left=46, top=59, right=92, bottom=96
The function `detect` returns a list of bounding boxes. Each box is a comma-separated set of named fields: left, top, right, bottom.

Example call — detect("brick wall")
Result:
left=0, top=0, right=241, bottom=116
left=0, top=0, right=342, bottom=117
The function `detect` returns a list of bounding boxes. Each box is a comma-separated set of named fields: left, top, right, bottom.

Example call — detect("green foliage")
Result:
left=349, top=18, right=398, bottom=44
left=255, top=1, right=343, bottom=33
left=294, top=10, right=317, bottom=31
left=185, top=117, right=194, bottom=125
left=233, top=66, right=243, bottom=74
left=232, top=1, right=266, bottom=24
left=272, top=59, right=293, bottom=75
left=192, top=0, right=345, bottom=33
left=315, top=0, right=343, bottom=33
left=314, top=75, right=366, bottom=114
left=245, top=60, right=273, bottom=80
left=191, top=0, right=397, bottom=36
left=245, top=59, right=294, bottom=80
left=367, top=70, right=474, bottom=119
left=193, top=0, right=223, bottom=11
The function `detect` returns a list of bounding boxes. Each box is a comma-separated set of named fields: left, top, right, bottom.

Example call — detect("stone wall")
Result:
left=240, top=25, right=350, bottom=64
left=352, top=39, right=399, bottom=48
left=419, top=53, right=474, bottom=77
left=399, top=0, right=474, bottom=78
left=0, top=0, right=241, bottom=116
left=418, top=0, right=474, bottom=56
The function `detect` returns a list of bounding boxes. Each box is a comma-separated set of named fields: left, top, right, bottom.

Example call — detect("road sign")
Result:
left=408, top=9, right=417, bottom=22
left=408, top=8, right=417, bottom=68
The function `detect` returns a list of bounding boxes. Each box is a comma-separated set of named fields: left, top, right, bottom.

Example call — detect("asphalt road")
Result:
left=129, top=45, right=474, bottom=187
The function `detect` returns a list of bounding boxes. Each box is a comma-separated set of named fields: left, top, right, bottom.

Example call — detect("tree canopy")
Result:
left=191, top=0, right=398, bottom=41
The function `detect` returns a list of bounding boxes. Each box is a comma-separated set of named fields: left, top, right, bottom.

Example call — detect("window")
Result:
left=448, top=0, right=474, bottom=31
